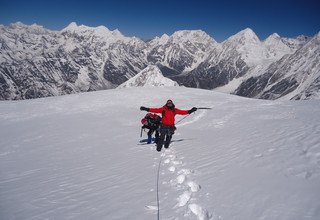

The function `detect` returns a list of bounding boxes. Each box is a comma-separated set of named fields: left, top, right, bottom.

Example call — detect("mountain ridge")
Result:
left=0, top=22, right=318, bottom=100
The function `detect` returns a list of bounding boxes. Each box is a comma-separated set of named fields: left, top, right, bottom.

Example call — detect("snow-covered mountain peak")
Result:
left=118, top=65, right=179, bottom=88
left=10, top=21, right=28, bottom=28
left=263, top=34, right=295, bottom=60
left=147, top=34, right=170, bottom=47
left=158, top=34, right=170, bottom=44
left=227, top=28, right=260, bottom=43
left=221, top=28, right=266, bottom=66
left=94, top=25, right=112, bottom=33
left=60, top=22, right=128, bottom=45
left=171, top=30, right=217, bottom=44
left=265, top=33, right=281, bottom=42
left=111, top=28, right=123, bottom=37
left=61, top=22, right=78, bottom=32
left=264, top=33, right=283, bottom=47
left=62, top=22, right=111, bottom=34
left=8, top=21, right=49, bottom=34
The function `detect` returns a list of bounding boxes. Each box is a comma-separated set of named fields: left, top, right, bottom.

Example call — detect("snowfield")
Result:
left=0, top=87, right=320, bottom=220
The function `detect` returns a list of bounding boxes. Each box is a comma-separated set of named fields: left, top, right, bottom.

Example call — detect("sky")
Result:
left=0, top=0, right=319, bottom=42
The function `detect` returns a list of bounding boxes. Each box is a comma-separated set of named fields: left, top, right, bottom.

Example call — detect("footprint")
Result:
left=188, top=204, right=209, bottom=220
left=178, top=169, right=194, bottom=175
left=169, top=166, right=176, bottom=172
left=172, top=161, right=182, bottom=165
left=187, top=181, right=201, bottom=192
left=164, top=158, right=171, bottom=164
left=145, top=205, right=158, bottom=211
left=176, top=191, right=192, bottom=207
left=176, top=174, right=186, bottom=184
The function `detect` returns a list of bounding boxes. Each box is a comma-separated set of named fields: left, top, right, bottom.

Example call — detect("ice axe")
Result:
left=176, top=107, right=212, bottom=125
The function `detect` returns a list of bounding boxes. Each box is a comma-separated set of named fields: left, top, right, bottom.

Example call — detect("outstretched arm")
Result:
left=175, top=107, right=197, bottom=115
left=140, top=106, right=164, bottom=113
left=149, top=107, right=164, bottom=114
left=175, top=108, right=189, bottom=115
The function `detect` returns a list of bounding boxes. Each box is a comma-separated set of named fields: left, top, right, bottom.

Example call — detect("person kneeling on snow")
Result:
left=140, top=100, right=197, bottom=152
left=141, top=113, right=161, bottom=144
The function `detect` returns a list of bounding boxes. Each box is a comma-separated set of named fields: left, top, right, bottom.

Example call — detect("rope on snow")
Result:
left=156, top=152, right=164, bottom=220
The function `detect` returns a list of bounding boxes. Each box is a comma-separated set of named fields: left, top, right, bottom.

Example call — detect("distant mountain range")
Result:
left=0, top=22, right=319, bottom=100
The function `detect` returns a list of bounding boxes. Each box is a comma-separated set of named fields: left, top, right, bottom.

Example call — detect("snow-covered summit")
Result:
left=220, top=28, right=298, bottom=67
left=264, top=33, right=281, bottom=42
left=118, top=65, right=179, bottom=88
left=171, top=30, right=217, bottom=44
left=61, top=22, right=125, bottom=40
left=264, top=33, right=295, bottom=58
left=221, top=28, right=267, bottom=66
left=225, top=28, right=260, bottom=44
left=8, top=21, right=50, bottom=34
left=149, top=34, right=170, bottom=46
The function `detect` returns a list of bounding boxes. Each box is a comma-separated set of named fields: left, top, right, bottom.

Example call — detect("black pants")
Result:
left=156, top=126, right=175, bottom=152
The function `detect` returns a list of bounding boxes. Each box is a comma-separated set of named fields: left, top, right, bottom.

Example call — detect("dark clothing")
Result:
left=141, top=113, right=161, bottom=144
left=156, top=125, right=176, bottom=152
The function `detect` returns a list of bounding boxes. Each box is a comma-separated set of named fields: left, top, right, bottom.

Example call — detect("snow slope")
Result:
left=0, top=87, right=320, bottom=220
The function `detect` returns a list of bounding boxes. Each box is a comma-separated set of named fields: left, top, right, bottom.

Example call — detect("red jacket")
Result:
left=149, top=106, right=189, bottom=126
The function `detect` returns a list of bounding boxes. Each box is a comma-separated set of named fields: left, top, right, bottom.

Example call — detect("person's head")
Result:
left=165, top=99, right=175, bottom=109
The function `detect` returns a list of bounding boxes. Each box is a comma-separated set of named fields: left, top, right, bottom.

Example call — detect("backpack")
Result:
left=141, top=113, right=161, bottom=126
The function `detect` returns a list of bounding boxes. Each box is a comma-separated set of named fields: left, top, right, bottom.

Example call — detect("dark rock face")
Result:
left=260, top=78, right=299, bottom=99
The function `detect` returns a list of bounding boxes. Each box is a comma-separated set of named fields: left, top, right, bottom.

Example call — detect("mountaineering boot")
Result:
left=147, top=135, right=152, bottom=144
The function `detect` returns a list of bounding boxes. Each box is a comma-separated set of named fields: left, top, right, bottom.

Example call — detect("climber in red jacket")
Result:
left=140, top=100, right=197, bottom=151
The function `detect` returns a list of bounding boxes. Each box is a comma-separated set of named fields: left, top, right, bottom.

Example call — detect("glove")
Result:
left=140, top=106, right=149, bottom=111
left=188, top=107, right=197, bottom=114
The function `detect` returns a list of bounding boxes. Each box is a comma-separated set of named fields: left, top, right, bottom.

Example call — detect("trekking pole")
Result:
left=176, top=107, right=211, bottom=125
left=140, top=127, right=143, bottom=138
left=175, top=114, right=192, bottom=125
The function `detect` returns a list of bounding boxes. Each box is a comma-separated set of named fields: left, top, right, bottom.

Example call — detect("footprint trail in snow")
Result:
left=161, top=146, right=212, bottom=220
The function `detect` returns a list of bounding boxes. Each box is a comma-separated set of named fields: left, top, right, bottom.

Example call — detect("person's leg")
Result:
left=164, top=127, right=175, bottom=148
left=157, top=128, right=166, bottom=151
left=155, top=129, right=160, bottom=143
left=164, top=135, right=172, bottom=148
left=147, top=129, right=153, bottom=144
